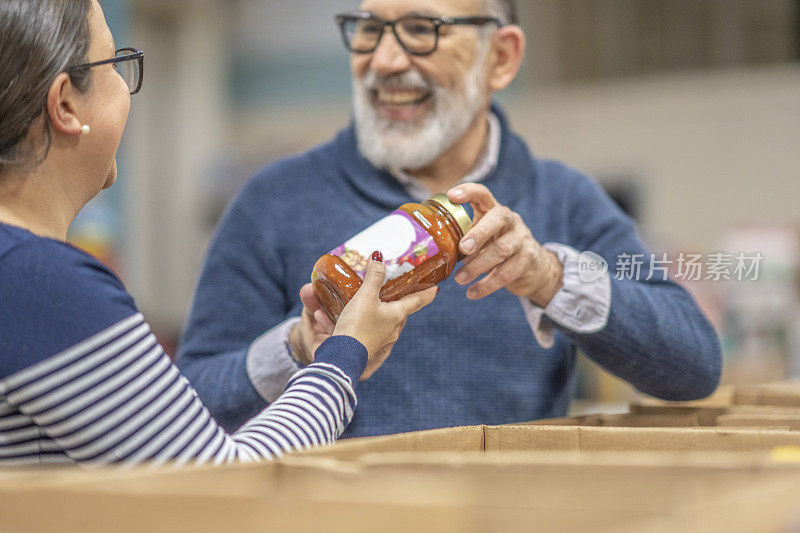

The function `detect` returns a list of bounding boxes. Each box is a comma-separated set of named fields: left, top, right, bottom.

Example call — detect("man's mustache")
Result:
left=362, top=70, right=433, bottom=92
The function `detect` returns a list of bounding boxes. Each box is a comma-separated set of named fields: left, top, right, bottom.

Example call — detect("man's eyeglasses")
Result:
left=68, top=48, right=144, bottom=95
left=335, top=12, right=503, bottom=56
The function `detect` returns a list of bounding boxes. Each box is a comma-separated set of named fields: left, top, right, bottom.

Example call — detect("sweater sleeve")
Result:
left=0, top=241, right=367, bottom=466
left=176, top=179, right=300, bottom=432
left=1, top=320, right=366, bottom=467
left=555, top=171, right=722, bottom=401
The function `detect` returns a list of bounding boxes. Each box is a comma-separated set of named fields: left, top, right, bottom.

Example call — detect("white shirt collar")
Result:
left=389, top=111, right=501, bottom=202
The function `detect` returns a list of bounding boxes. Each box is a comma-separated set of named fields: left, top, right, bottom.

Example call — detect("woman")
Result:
left=0, top=0, right=436, bottom=467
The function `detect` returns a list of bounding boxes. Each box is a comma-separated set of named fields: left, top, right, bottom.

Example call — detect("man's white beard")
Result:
left=352, top=56, right=488, bottom=172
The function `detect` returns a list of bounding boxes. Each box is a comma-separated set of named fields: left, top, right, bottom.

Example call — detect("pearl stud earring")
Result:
left=81, top=124, right=90, bottom=135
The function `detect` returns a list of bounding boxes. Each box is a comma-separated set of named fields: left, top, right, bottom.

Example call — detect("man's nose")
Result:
left=369, top=27, right=412, bottom=76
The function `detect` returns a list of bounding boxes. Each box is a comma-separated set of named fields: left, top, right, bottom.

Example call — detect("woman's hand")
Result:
left=335, top=253, right=438, bottom=380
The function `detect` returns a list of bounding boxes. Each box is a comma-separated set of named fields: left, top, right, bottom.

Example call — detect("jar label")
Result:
left=329, top=209, right=439, bottom=284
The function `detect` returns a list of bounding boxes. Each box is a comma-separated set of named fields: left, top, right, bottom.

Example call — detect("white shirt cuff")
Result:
left=520, top=243, right=612, bottom=349
left=245, top=316, right=303, bottom=403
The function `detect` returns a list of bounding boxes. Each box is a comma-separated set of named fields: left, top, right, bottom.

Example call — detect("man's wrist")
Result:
left=528, top=250, right=564, bottom=308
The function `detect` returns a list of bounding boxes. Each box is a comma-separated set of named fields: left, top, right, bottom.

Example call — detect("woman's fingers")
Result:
left=395, top=286, right=438, bottom=317
left=334, top=252, right=436, bottom=370
left=353, top=253, right=386, bottom=301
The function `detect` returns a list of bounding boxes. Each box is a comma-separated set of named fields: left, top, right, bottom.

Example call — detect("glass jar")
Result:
left=312, top=194, right=473, bottom=321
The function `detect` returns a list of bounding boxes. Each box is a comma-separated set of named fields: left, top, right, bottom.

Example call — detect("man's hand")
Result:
left=290, top=284, right=336, bottom=365
left=447, top=183, right=564, bottom=307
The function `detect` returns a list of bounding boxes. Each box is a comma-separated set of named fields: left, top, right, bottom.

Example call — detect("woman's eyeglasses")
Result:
left=68, top=48, right=144, bottom=95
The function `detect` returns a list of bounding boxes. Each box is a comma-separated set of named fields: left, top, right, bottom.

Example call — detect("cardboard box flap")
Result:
left=734, top=382, right=800, bottom=406
left=484, top=425, right=800, bottom=452
left=527, top=413, right=702, bottom=428
left=717, top=413, right=800, bottom=430
left=630, top=403, right=800, bottom=427
left=302, top=425, right=485, bottom=460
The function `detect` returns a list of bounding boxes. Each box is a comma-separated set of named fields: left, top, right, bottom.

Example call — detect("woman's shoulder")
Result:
left=0, top=224, right=123, bottom=288
left=0, top=224, right=139, bottom=378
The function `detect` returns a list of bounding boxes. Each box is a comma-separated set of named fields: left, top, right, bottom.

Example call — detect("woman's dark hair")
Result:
left=0, top=0, right=93, bottom=175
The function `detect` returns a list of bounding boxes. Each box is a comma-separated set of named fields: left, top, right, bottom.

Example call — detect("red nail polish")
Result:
left=371, top=250, right=383, bottom=262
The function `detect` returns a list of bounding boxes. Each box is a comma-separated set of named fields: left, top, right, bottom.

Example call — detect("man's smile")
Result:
left=372, top=87, right=433, bottom=120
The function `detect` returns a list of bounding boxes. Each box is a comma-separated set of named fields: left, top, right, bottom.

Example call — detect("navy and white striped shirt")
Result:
left=0, top=222, right=367, bottom=468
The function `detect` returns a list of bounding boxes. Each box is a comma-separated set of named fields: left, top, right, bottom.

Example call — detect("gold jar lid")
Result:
left=428, top=193, right=473, bottom=236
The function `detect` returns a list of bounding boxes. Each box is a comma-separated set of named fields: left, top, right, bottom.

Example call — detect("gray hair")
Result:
left=484, top=0, right=518, bottom=25
left=0, top=0, right=93, bottom=176
left=473, top=0, right=518, bottom=53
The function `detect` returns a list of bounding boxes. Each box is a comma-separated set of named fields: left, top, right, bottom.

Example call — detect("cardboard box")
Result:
left=527, top=410, right=800, bottom=431
left=715, top=413, right=800, bottom=430
left=526, top=412, right=706, bottom=428
left=635, top=381, right=800, bottom=409
left=4, top=452, right=800, bottom=533
left=300, top=424, right=800, bottom=459
left=630, top=402, right=800, bottom=426
left=731, top=382, right=800, bottom=406
left=6, top=384, right=800, bottom=533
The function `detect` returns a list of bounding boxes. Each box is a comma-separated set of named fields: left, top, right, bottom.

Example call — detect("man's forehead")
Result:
left=358, top=0, right=482, bottom=17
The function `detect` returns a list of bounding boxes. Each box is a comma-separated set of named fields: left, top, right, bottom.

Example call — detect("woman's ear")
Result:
left=45, top=73, right=84, bottom=136
left=487, top=25, right=526, bottom=93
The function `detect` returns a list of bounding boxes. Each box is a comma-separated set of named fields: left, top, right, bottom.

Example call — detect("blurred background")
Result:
left=77, top=0, right=800, bottom=410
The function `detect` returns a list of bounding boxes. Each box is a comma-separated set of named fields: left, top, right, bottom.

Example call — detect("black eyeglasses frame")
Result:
left=335, top=12, right=504, bottom=56
left=67, top=47, right=144, bottom=95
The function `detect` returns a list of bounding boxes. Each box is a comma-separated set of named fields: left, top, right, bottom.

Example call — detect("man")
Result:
left=177, top=0, right=721, bottom=436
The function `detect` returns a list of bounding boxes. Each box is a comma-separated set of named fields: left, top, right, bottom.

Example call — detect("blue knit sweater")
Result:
left=177, top=105, right=721, bottom=437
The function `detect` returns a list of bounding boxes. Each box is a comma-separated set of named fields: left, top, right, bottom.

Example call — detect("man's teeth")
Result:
left=375, top=89, right=429, bottom=105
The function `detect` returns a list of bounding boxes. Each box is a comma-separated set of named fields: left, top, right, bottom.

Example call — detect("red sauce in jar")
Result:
left=312, top=194, right=472, bottom=321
